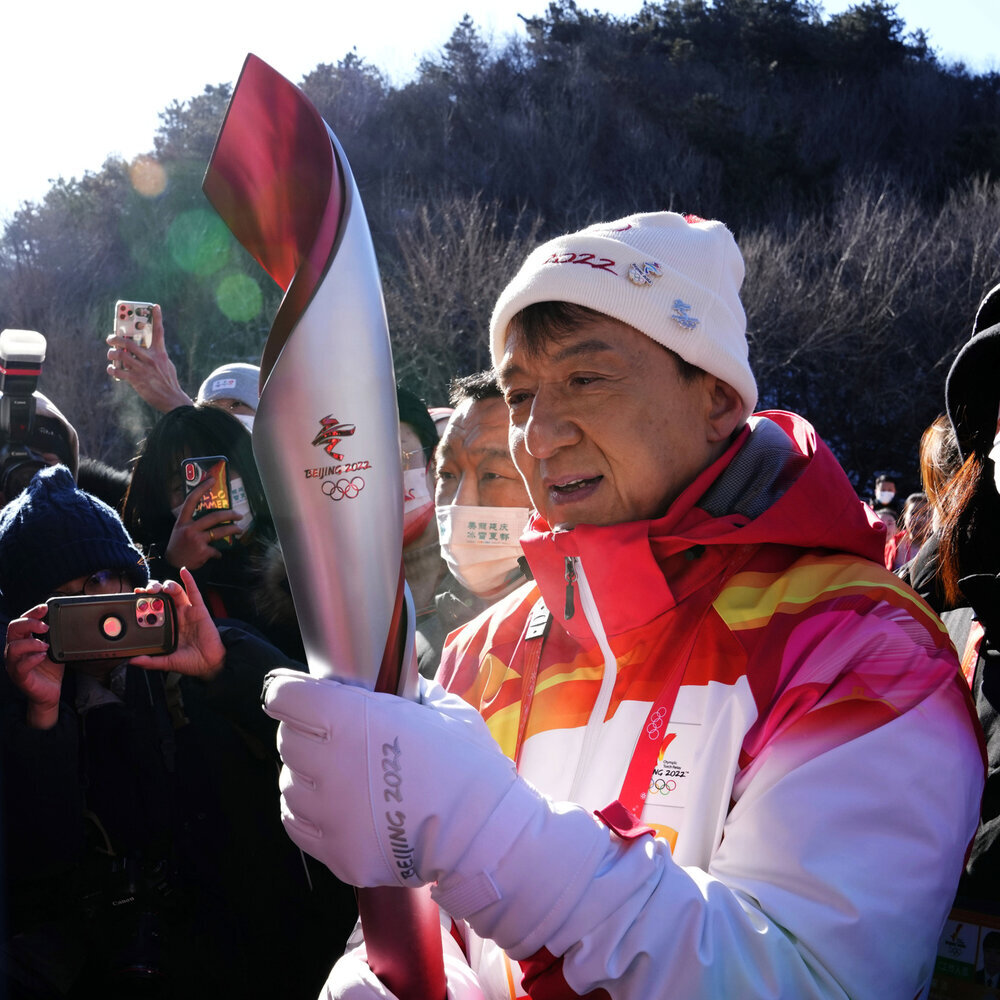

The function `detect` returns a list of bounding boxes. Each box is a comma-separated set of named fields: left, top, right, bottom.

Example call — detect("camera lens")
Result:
left=2, top=458, right=45, bottom=500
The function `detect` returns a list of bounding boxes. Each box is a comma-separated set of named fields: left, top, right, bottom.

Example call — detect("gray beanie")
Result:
left=196, top=363, right=260, bottom=412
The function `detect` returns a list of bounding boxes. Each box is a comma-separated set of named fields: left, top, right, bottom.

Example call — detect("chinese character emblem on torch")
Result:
left=203, top=54, right=445, bottom=999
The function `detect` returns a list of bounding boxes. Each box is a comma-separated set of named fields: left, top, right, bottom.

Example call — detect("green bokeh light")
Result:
left=215, top=273, right=263, bottom=322
left=167, top=210, right=230, bottom=275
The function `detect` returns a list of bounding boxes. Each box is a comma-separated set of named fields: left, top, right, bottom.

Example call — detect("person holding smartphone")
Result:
left=0, top=465, right=356, bottom=999
left=105, top=303, right=194, bottom=414
left=105, top=303, right=261, bottom=428
left=121, top=405, right=305, bottom=658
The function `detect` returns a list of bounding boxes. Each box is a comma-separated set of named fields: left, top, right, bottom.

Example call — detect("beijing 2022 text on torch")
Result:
left=203, top=54, right=446, bottom=1000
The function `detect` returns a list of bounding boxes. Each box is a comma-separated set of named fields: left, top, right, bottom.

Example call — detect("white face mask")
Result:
left=235, top=413, right=255, bottom=433
left=228, top=476, right=254, bottom=535
left=436, top=504, right=532, bottom=597
left=875, top=489, right=895, bottom=505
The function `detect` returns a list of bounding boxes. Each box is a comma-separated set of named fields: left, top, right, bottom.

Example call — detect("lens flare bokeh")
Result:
left=129, top=156, right=167, bottom=198
left=167, top=210, right=230, bottom=275
left=215, top=272, right=263, bottom=322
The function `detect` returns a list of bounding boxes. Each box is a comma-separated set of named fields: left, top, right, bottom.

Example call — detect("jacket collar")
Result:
left=519, top=413, right=880, bottom=641
left=520, top=427, right=753, bottom=640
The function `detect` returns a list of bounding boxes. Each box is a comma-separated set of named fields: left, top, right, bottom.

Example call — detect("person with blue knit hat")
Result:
left=0, top=464, right=149, bottom=615
left=1, top=465, right=358, bottom=998
left=1, top=465, right=228, bottom=732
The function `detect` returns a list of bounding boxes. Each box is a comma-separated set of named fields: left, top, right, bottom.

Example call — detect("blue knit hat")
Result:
left=0, top=465, right=148, bottom=612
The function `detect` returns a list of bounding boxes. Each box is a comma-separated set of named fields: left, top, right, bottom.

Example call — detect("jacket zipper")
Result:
left=564, top=556, right=577, bottom=620
left=567, top=556, right=618, bottom=803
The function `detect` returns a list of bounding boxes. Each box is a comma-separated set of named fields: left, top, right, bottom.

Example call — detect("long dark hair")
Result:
left=122, top=406, right=274, bottom=555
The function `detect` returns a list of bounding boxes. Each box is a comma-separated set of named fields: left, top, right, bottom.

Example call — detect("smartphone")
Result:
left=46, top=593, right=177, bottom=663
left=113, top=301, right=154, bottom=370
left=182, top=455, right=233, bottom=547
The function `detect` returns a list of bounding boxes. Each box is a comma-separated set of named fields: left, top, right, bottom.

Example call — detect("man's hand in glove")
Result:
left=261, top=671, right=521, bottom=888
left=262, top=670, right=613, bottom=955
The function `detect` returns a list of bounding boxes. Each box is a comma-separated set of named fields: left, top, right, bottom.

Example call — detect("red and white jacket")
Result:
left=358, top=413, right=984, bottom=999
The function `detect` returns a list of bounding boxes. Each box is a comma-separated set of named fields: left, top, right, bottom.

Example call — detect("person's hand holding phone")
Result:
left=131, top=568, right=225, bottom=681
left=4, top=605, right=63, bottom=729
left=165, top=476, right=242, bottom=570
left=106, top=303, right=194, bottom=413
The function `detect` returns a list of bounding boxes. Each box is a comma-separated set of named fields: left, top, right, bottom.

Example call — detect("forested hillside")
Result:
left=1, top=0, right=998, bottom=489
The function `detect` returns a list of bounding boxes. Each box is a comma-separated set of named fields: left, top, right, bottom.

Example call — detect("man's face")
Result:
left=498, top=315, right=735, bottom=529
left=435, top=397, right=529, bottom=509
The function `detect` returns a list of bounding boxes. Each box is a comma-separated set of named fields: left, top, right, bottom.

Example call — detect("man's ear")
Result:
left=706, top=378, right=745, bottom=443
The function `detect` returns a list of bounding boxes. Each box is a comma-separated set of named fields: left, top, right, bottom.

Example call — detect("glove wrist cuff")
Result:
left=433, top=781, right=613, bottom=956
left=433, top=778, right=544, bottom=916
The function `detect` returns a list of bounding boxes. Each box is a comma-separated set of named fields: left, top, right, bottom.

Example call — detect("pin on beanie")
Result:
left=489, top=211, right=758, bottom=421
left=0, top=465, right=148, bottom=612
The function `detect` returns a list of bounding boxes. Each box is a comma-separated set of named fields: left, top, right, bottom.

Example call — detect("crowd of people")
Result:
left=1, top=211, right=998, bottom=999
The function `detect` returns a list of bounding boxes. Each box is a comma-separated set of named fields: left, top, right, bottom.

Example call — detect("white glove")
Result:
left=262, top=669, right=612, bottom=954
left=321, top=949, right=393, bottom=1000
left=262, top=670, right=521, bottom=887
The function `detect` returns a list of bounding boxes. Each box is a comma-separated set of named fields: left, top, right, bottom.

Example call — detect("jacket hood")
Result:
left=520, top=411, right=885, bottom=639
left=946, top=281, right=1000, bottom=461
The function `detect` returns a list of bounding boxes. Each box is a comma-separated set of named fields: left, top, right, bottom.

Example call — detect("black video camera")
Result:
left=0, top=329, right=49, bottom=500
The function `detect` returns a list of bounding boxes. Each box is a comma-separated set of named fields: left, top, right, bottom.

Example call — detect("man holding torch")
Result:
left=263, top=211, right=983, bottom=999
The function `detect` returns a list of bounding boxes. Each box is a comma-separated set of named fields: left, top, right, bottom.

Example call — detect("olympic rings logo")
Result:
left=322, top=476, right=365, bottom=500
left=650, top=778, right=677, bottom=796
left=645, top=707, right=668, bottom=740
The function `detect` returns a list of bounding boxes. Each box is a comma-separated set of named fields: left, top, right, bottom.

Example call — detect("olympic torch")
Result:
left=203, top=54, right=445, bottom=999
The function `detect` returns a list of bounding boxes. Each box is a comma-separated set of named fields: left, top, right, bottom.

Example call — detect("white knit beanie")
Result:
left=489, top=212, right=757, bottom=420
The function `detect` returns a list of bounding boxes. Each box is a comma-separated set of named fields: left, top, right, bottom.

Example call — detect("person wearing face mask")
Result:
left=122, top=406, right=304, bottom=659
left=397, top=386, right=448, bottom=633
left=195, top=363, right=260, bottom=432
left=870, top=472, right=901, bottom=516
left=415, top=371, right=534, bottom=676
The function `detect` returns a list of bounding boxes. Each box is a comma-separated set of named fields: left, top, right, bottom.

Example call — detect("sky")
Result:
left=2, top=0, right=997, bottom=224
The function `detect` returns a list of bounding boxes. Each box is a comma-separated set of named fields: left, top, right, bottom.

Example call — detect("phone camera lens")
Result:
left=137, top=598, right=149, bottom=613
left=150, top=598, right=164, bottom=613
